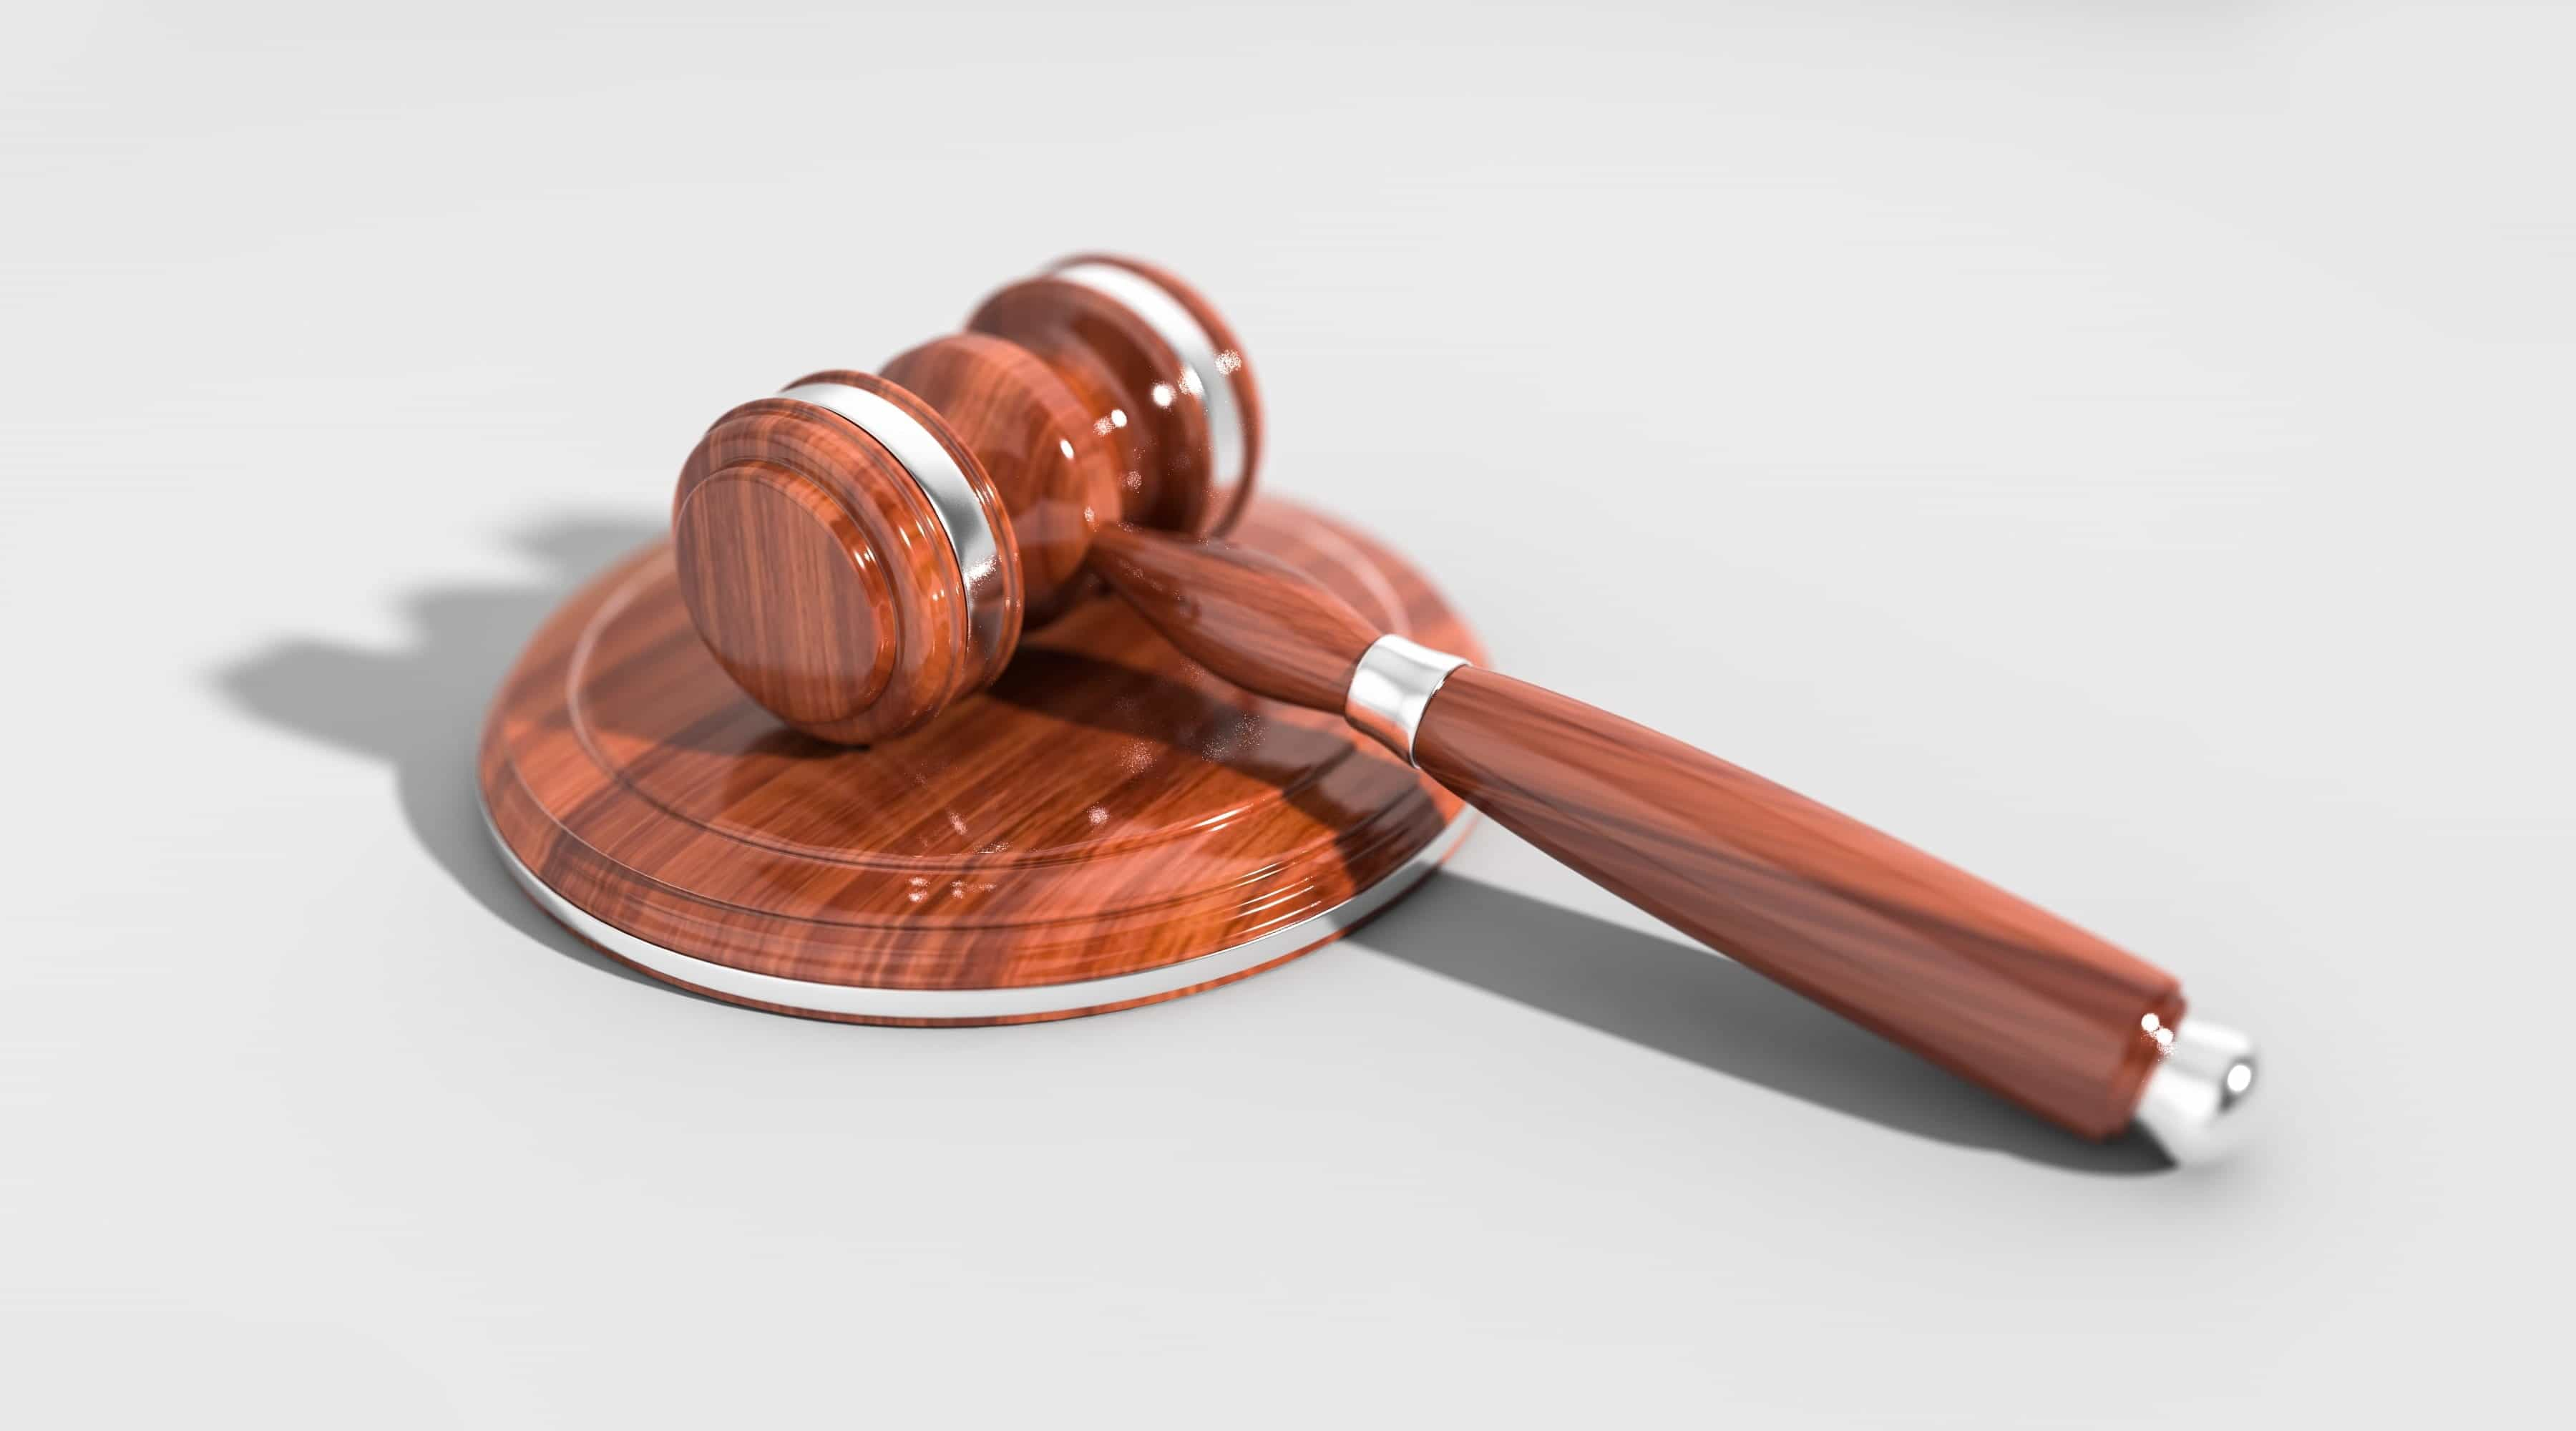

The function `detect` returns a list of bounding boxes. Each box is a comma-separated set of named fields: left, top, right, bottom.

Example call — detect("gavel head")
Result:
left=670, top=257, right=1264, bottom=744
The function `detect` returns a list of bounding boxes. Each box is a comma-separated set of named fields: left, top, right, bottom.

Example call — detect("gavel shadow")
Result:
left=211, top=512, right=2167, bottom=1175
left=992, top=650, right=2167, bottom=1174
left=1355, top=875, right=2170, bottom=1173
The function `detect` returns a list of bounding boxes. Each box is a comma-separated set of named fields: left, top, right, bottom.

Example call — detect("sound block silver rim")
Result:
left=482, top=802, right=1473, bottom=1021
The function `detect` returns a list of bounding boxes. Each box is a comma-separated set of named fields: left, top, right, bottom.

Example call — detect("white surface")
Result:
left=4, top=3, right=2569, bottom=1425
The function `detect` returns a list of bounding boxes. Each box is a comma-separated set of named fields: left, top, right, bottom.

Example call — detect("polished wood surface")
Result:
left=874, top=337, right=1119, bottom=625
left=1035, top=525, right=2184, bottom=1138
left=1088, top=524, right=1380, bottom=710
left=671, top=391, right=1021, bottom=745
left=655, top=255, right=2190, bottom=1135
left=1053, top=253, right=1264, bottom=537
left=668, top=257, right=1262, bottom=745
left=969, top=275, right=1219, bottom=536
left=481, top=498, right=1481, bottom=1024
left=1413, top=668, right=2181, bottom=1140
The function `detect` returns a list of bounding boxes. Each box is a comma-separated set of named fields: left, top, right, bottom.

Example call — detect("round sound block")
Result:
left=478, top=497, right=1482, bottom=1024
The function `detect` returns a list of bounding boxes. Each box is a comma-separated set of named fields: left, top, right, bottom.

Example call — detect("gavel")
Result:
left=669, top=255, right=2258, bottom=1160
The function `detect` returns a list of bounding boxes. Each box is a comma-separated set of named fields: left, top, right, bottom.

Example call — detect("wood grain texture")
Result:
left=1050, top=253, right=1264, bottom=537
left=968, top=275, right=1217, bottom=536
left=1410, top=667, right=2182, bottom=1140
left=874, top=336, right=1121, bottom=626
left=1048, top=520, right=2186, bottom=1136
left=482, top=497, right=1482, bottom=1024
left=654, top=257, right=2184, bottom=1132
left=670, top=459, right=897, bottom=725
left=670, top=258, right=1264, bottom=746
left=1086, top=524, right=1383, bottom=710
left=672, top=394, right=1020, bottom=745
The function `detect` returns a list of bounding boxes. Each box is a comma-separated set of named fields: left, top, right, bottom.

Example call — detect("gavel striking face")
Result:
left=670, top=257, right=2258, bottom=1161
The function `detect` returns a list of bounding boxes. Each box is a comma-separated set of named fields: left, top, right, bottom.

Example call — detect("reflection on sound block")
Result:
left=478, top=497, right=1485, bottom=1025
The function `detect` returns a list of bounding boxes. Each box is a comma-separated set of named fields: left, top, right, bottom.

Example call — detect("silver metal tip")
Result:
left=2132, top=1016, right=2258, bottom=1164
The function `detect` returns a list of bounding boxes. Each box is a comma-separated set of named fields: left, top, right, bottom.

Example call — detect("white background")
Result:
left=4, top=2, right=2570, bottom=1424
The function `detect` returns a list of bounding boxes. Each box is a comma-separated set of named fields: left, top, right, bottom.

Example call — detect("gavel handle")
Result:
left=1088, top=524, right=2255, bottom=1153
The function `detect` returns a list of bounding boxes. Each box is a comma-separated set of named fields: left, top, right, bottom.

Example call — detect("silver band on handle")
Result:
left=1345, top=635, right=1470, bottom=766
left=2131, top=1016, right=2258, bottom=1163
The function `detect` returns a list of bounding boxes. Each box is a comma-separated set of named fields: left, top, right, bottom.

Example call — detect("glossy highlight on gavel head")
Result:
left=670, top=255, right=1264, bottom=744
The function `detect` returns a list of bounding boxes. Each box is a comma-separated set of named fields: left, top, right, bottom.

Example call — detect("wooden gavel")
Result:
left=670, top=255, right=2258, bottom=1160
